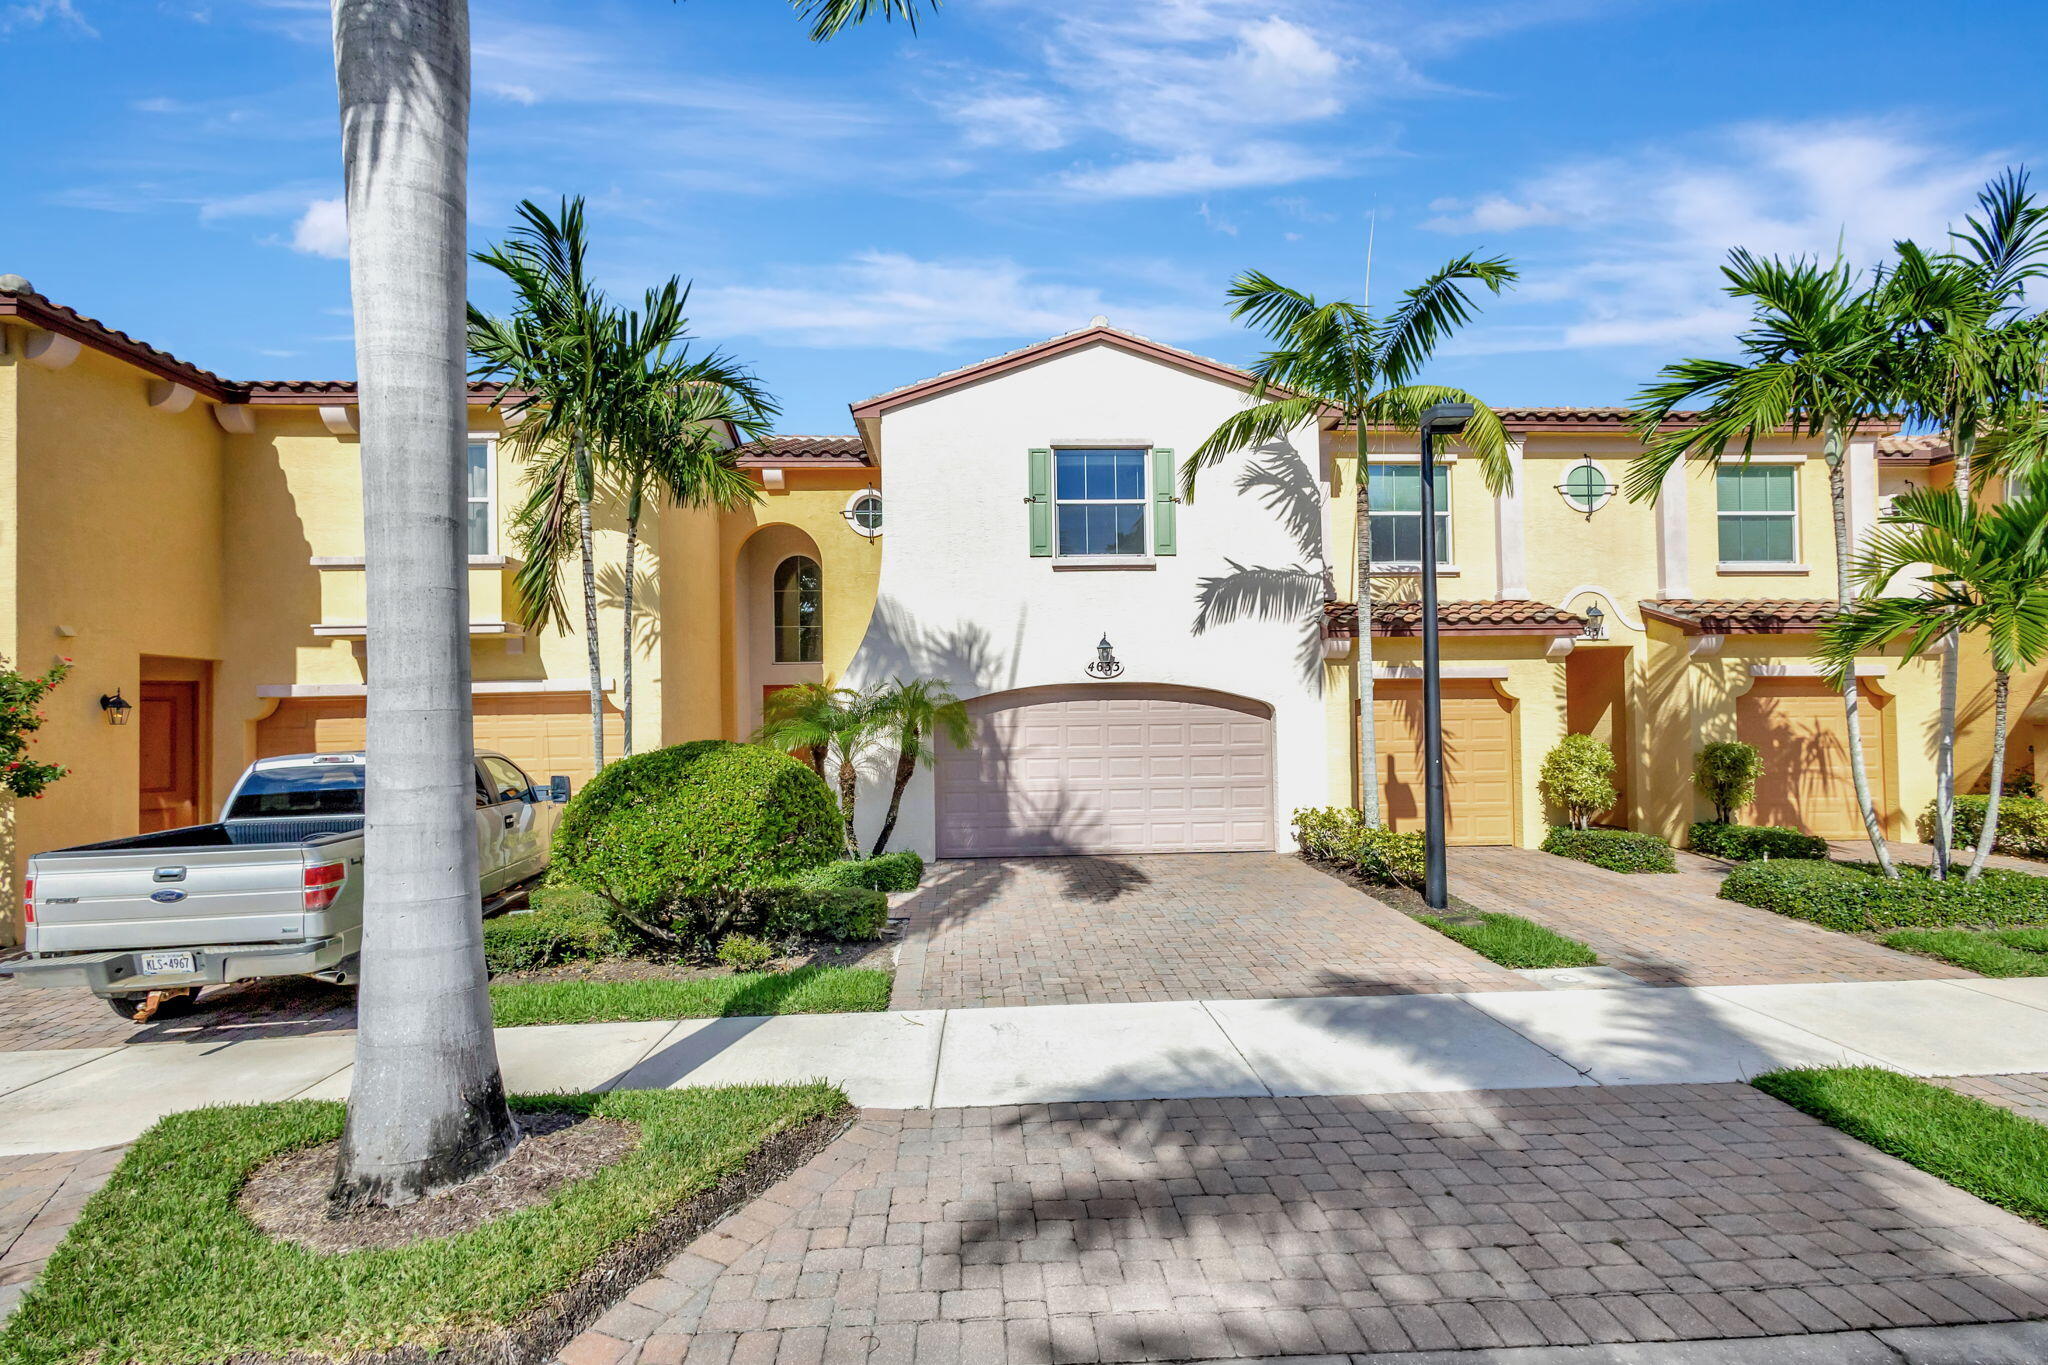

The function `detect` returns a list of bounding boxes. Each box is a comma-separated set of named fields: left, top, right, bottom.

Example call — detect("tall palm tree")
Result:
left=1819, top=485, right=2048, bottom=877
left=1187, top=259, right=1518, bottom=825
left=329, top=0, right=938, bottom=1206
left=1627, top=250, right=1899, bottom=875
left=329, top=0, right=516, bottom=1206
left=615, top=368, right=772, bottom=753
left=1877, top=171, right=2048, bottom=875
left=869, top=679, right=971, bottom=855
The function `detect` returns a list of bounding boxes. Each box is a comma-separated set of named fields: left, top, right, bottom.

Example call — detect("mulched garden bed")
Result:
left=492, top=933, right=894, bottom=988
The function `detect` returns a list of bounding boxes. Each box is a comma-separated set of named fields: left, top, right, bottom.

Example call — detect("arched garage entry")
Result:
left=934, top=684, right=1275, bottom=857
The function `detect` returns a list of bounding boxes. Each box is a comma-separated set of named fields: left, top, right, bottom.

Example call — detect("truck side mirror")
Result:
left=549, top=776, right=572, bottom=804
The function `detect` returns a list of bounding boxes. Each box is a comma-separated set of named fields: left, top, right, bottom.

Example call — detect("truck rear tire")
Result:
left=106, top=991, right=200, bottom=1022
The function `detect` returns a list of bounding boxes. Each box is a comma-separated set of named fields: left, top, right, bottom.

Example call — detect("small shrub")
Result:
left=1538, top=734, right=1617, bottom=829
left=806, top=851, right=924, bottom=894
left=551, top=740, right=842, bottom=949
left=1720, top=858, right=2048, bottom=932
left=1541, top=826, right=1676, bottom=873
left=622, top=880, right=889, bottom=955
left=715, top=933, right=776, bottom=972
left=481, top=888, right=617, bottom=973
left=1291, top=807, right=1424, bottom=887
left=1695, top=741, right=1761, bottom=823
left=1688, top=822, right=1829, bottom=861
left=2005, top=770, right=2042, bottom=799
left=1924, top=794, right=2048, bottom=859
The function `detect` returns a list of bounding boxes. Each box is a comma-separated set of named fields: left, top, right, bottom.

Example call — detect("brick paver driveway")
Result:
left=1450, top=847, right=1974, bottom=988
left=889, top=854, right=1527, bottom=1011
left=562, top=1085, right=2048, bottom=1364
left=0, top=972, right=355, bottom=1052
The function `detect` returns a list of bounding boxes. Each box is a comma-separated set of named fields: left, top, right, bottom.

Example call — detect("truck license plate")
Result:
left=139, top=952, right=196, bottom=975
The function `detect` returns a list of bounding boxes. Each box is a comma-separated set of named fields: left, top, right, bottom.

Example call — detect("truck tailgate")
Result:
left=29, top=843, right=332, bottom=953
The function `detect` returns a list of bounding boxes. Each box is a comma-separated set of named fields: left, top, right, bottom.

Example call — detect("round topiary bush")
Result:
left=550, top=741, right=841, bottom=943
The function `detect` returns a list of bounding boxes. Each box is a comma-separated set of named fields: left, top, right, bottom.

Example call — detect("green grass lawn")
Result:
left=1416, top=911, right=1600, bottom=969
left=0, top=1086, right=849, bottom=1365
left=489, top=965, right=893, bottom=1026
left=1881, top=928, right=2048, bottom=977
left=1753, top=1066, right=2048, bottom=1227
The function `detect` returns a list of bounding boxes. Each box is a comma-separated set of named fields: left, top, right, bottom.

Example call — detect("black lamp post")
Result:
left=1417, top=402, right=1472, bottom=911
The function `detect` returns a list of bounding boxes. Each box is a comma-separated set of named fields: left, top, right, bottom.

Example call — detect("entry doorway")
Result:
left=138, top=660, right=212, bottom=833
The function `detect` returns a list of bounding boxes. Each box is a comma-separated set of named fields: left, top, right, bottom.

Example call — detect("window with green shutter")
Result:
left=1151, top=448, right=1177, bottom=556
left=1028, top=447, right=1052, bottom=556
left=1716, top=464, right=1797, bottom=563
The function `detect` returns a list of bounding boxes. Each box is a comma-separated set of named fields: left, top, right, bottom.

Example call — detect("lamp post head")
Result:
left=1420, top=402, right=1474, bottom=436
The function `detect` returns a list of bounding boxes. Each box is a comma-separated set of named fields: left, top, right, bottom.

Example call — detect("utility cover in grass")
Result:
left=0, top=1085, right=849, bottom=1365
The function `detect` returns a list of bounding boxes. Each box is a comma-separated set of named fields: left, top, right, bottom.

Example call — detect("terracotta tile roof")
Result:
left=731, top=434, right=872, bottom=466
left=1876, top=433, right=1953, bottom=463
left=1638, top=599, right=1841, bottom=635
left=241, top=379, right=514, bottom=404
left=1322, top=599, right=1585, bottom=638
left=0, top=286, right=233, bottom=398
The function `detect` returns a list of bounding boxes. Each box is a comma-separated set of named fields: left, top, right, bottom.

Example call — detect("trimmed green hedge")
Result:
left=1923, top=794, right=2048, bottom=859
left=804, top=851, right=924, bottom=894
left=1540, top=826, right=1675, bottom=874
left=1688, top=821, right=1829, bottom=861
left=1720, top=858, right=2048, bottom=931
left=482, top=889, right=618, bottom=973
left=1293, top=807, right=1424, bottom=887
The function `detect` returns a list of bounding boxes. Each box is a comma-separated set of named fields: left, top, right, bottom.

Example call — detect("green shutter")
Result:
left=1028, top=447, right=1052, bottom=556
left=1152, top=448, right=1177, bottom=556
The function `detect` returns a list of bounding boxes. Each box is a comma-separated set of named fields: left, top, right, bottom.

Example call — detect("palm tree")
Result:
left=869, top=679, right=971, bottom=855
left=1877, top=171, right=2048, bottom=875
left=614, top=368, right=771, bottom=753
left=329, top=0, right=937, bottom=1206
left=1187, top=258, right=1518, bottom=825
left=751, top=683, right=882, bottom=855
left=1819, top=485, right=2048, bottom=877
left=1626, top=250, right=1899, bottom=875
left=329, top=0, right=516, bottom=1206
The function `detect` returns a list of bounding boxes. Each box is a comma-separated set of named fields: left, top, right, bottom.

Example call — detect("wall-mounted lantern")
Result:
left=1581, top=602, right=1607, bottom=640
left=1085, top=634, right=1124, bottom=680
left=99, top=690, right=134, bottom=725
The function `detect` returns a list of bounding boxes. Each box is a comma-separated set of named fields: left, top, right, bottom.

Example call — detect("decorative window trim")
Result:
left=843, top=488, right=884, bottom=538
left=1557, top=457, right=1614, bottom=515
left=1715, top=464, right=1799, bottom=566
left=1051, top=446, right=1151, bottom=560
left=466, top=434, right=498, bottom=558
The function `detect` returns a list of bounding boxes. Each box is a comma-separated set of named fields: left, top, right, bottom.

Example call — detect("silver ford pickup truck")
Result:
left=6, top=750, right=569, bottom=1022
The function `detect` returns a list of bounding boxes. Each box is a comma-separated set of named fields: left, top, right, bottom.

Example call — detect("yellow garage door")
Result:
left=1372, top=681, right=1516, bottom=845
left=1737, top=678, right=1889, bottom=839
left=257, top=693, right=623, bottom=787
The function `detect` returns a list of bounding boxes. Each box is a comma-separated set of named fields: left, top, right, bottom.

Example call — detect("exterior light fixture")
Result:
left=1415, top=402, right=1473, bottom=912
left=1085, top=634, right=1124, bottom=680
left=1581, top=602, right=1606, bottom=640
left=100, top=690, right=134, bottom=725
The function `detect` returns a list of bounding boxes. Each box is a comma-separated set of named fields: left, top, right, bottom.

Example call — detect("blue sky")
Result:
left=2, top=0, right=2040, bottom=433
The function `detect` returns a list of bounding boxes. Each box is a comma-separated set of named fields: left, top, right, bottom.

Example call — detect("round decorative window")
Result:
left=846, top=490, right=884, bottom=537
left=1558, top=459, right=1614, bottom=515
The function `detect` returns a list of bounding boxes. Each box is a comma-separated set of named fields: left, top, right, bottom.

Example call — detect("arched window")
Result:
left=773, top=556, right=822, bottom=663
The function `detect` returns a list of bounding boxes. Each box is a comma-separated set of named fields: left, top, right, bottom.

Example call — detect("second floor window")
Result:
left=1055, top=448, right=1147, bottom=557
left=1367, top=463, right=1451, bottom=568
left=466, top=440, right=493, bottom=556
left=1717, top=464, right=1796, bottom=563
left=773, top=555, right=822, bottom=662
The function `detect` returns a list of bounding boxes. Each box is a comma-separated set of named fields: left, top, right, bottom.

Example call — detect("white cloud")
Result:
left=690, top=252, right=1225, bottom=350
left=1429, top=117, right=2019, bottom=359
left=2, top=0, right=95, bottom=33
left=1059, top=143, right=1331, bottom=198
left=289, top=198, right=348, bottom=259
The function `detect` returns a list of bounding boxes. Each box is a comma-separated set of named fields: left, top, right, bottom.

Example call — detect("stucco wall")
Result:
left=845, top=340, right=1328, bottom=857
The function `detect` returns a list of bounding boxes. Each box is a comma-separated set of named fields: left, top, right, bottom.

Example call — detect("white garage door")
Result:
left=934, top=687, right=1274, bottom=857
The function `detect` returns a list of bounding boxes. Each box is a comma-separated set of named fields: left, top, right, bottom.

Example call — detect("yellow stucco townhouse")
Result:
left=1, top=284, right=2034, bottom=943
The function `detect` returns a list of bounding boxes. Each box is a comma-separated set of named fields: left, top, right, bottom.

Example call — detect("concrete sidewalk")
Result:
left=5, top=976, right=2048, bottom=1154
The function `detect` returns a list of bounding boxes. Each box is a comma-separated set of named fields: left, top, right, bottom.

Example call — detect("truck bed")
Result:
left=50, top=817, right=365, bottom=854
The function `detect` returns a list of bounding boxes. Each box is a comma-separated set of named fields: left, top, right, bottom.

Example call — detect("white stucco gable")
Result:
left=844, top=327, right=1332, bottom=858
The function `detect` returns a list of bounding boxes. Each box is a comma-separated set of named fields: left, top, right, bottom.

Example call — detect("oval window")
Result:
left=848, top=491, right=883, bottom=537
left=1560, top=460, right=1613, bottom=514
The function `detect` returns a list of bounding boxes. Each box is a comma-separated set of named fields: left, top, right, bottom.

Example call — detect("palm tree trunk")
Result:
left=872, top=728, right=917, bottom=856
left=836, top=750, right=859, bottom=857
left=1934, top=419, right=1976, bottom=878
left=575, top=441, right=602, bottom=769
left=620, top=514, right=636, bottom=758
left=1966, top=669, right=2011, bottom=880
left=329, top=0, right=516, bottom=1207
left=1826, top=433, right=1895, bottom=877
left=1354, top=445, right=1381, bottom=824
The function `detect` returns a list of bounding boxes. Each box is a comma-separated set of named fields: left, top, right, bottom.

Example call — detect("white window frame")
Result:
left=1715, top=462, right=1805, bottom=572
left=1051, top=445, right=1152, bottom=565
left=1364, top=460, right=1454, bottom=575
left=1557, top=457, right=1615, bottom=515
left=843, top=488, right=884, bottom=539
left=466, top=433, right=498, bottom=559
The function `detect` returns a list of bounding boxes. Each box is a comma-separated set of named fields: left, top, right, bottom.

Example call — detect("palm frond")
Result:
left=1372, top=254, right=1517, bottom=389
left=1365, top=386, right=1515, bottom=494
left=796, top=0, right=937, bottom=41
